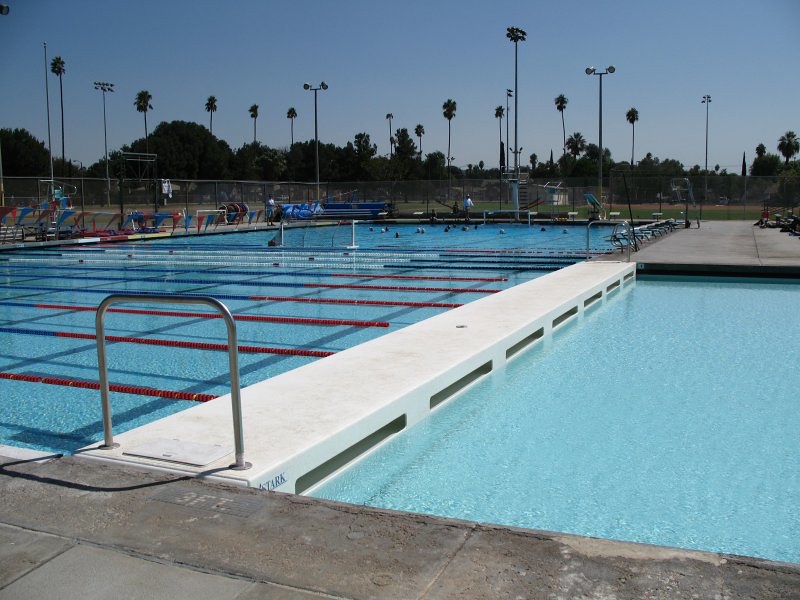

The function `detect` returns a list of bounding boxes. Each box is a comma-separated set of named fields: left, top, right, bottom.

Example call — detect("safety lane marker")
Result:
left=0, top=326, right=334, bottom=358
left=0, top=300, right=389, bottom=328
left=0, top=371, right=215, bottom=402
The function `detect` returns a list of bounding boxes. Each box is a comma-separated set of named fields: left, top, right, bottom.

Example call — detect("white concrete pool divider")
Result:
left=80, top=260, right=636, bottom=493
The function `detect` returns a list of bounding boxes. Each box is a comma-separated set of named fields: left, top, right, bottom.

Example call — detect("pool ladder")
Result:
left=95, top=293, right=251, bottom=471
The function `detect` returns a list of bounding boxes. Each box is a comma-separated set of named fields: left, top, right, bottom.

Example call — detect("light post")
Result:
left=702, top=94, right=711, bottom=220
left=585, top=65, right=615, bottom=211
left=505, top=88, right=512, bottom=172
left=94, top=81, right=114, bottom=206
left=0, top=4, right=7, bottom=206
left=304, top=81, right=328, bottom=202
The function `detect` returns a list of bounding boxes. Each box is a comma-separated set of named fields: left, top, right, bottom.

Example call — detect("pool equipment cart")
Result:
left=95, top=293, right=251, bottom=471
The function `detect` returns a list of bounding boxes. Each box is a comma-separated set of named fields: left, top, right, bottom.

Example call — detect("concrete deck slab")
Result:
left=1, top=454, right=798, bottom=599
left=603, top=220, right=800, bottom=275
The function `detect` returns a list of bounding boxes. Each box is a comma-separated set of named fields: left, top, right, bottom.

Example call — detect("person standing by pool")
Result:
left=267, top=194, right=276, bottom=225
left=463, top=194, right=474, bottom=222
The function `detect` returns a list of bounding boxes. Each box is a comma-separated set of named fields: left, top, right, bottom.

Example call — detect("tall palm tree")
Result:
left=494, top=105, right=504, bottom=170
left=205, top=95, right=217, bottom=134
left=249, top=104, right=259, bottom=143
left=506, top=26, right=526, bottom=175
left=442, top=99, right=456, bottom=164
left=414, top=124, right=425, bottom=159
left=134, top=90, right=153, bottom=153
left=50, top=56, right=66, bottom=176
left=554, top=94, right=567, bottom=158
left=626, top=107, right=639, bottom=167
left=287, top=107, right=297, bottom=146
left=385, top=113, right=394, bottom=157
left=565, top=132, right=586, bottom=157
left=777, top=131, right=799, bottom=164
left=442, top=99, right=457, bottom=201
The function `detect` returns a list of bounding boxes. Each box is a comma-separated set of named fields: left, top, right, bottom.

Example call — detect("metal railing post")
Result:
left=95, top=293, right=251, bottom=470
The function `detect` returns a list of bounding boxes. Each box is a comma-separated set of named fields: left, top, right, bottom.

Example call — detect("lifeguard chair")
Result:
left=670, top=178, right=695, bottom=228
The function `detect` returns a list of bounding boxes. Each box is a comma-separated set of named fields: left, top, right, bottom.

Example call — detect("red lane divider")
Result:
left=249, top=295, right=463, bottom=309
left=0, top=372, right=215, bottom=402
left=304, top=283, right=500, bottom=294
left=329, top=273, right=507, bottom=282
left=51, top=330, right=334, bottom=358
left=33, top=303, right=388, bottom=328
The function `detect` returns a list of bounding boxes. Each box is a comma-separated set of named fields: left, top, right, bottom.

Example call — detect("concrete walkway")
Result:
left=1, top=451, right=798, bottom=599
left=2, top=221, right=799, bottom=599
left=600, top=219, right=800, bottom=275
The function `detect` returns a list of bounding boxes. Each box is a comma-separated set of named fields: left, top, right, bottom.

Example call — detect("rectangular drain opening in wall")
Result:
left=583, top=291, right=602, bottom=308
left=506, top=328, right=544, bottom=359
left=606, top=280, right=621, bottom=293
left=430, top=360, right=492, bottom=410
left=295, top=414, right=406, bottom=494
left=552, top=306, right=578, bottom=328
left=624, top=271, right=634, bottom=281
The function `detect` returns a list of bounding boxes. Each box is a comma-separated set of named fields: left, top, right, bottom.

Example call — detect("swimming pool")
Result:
left=1, top=222, right=612, bottom=454
left=311, top=277, right=800, bottom=564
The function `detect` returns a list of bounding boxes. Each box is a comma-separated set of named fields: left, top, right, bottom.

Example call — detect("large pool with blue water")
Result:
left=312, top=277, right=800, bottom=564
left=1, top=222, right=608, bottom=455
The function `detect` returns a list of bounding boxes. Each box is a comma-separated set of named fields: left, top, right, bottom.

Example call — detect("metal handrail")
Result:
left=587, top=218, right=632, bottom=262
left=95, top=293, right=250, bottom=470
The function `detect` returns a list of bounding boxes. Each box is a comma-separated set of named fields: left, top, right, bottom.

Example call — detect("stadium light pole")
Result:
left=304, top=81, right=328, bottom=203
left=505, top=88, right=512, bottom=172
left=0, top=4, right=7, bottom=205
left=94, top=82, right=114, bottom=206
left=702, top=94, right=711, bottom=218
left=586, top=65, right=615, bottom=210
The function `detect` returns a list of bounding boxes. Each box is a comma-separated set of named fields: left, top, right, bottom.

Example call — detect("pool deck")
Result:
left=1, top=221, right=799, bottom=598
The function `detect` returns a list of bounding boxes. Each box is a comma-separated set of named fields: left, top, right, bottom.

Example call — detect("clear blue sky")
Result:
left=1, top=0, right=798, bottom=174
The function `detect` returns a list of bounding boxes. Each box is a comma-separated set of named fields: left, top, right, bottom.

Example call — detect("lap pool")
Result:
left=0, top=223, right=611, bottom=455
left=311, top=277, right=800, bottom=564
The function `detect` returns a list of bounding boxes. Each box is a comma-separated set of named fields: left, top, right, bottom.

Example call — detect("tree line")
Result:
left=2, top=62, right=799, bottom=184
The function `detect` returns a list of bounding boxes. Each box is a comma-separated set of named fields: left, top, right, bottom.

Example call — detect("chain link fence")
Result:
left=1, top=175, right=796, bottom=221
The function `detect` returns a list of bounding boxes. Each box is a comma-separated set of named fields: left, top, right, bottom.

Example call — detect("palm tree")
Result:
left=565, top=132, right=586, bottom=157
left=414, top=124, right=425, bottom=160
left=506, top=26, right=526, bottom=175
left=50, top=56, right=66, bottom=176
left=134, top=90, right=153, bottom=153
left=777, top=131, right=799, bottom=164
left=442, top=99, right=456, bottom=164
left=755, top=143, right=766, bottom=158
left=494, top=105, right=504, bottom=170
left=554, top=94, right=567, bottom=158
left=249, top=104, right=259, bottom=143
left=287, top=107, right=297, bottom=146
left=205, top=96, right=217, bottom=135
left=385, top=113, right=394, bottom=157
left=442, top=99, right=457, bottom=201
left=626, top=107, right=639, bottom=167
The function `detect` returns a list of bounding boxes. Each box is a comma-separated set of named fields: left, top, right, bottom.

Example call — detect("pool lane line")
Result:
left=0, top=272, right=496, bottom=294
left=0, top=262, right=507, bottom=283
left=248, top=295, right=462, bottom=309
left=303, top=282, right=499, bottom=294
left=0, top=371, right=215, bottom=402
left=0, top=325, right=335, bottom=358
left=0, top=301, right=390, bottom=328
left=327, top=273, right=507, bottom=282
left=2, top=284, right=464, bottom=309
